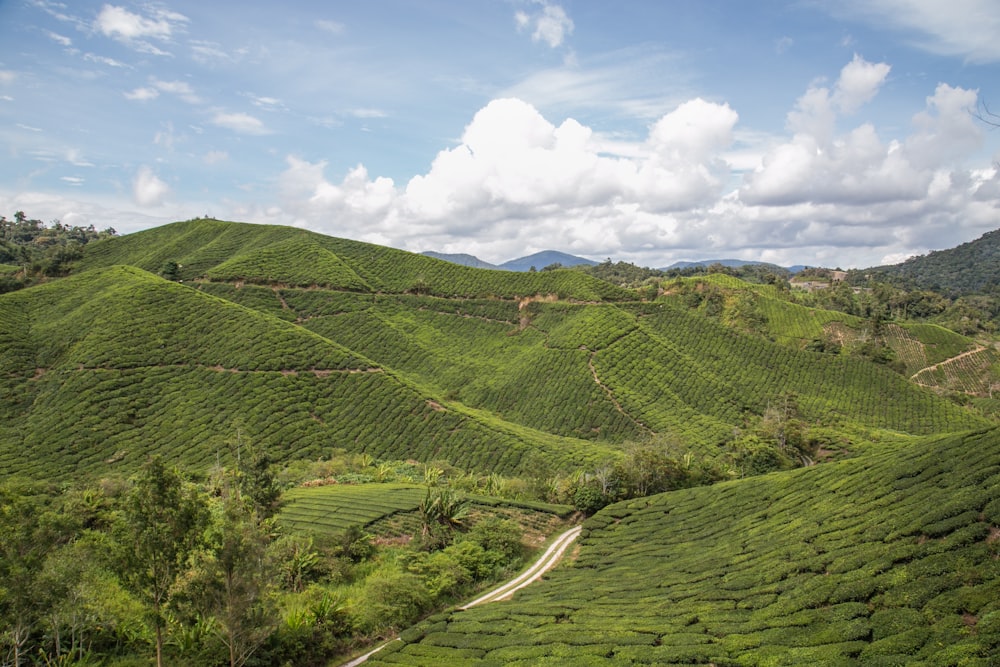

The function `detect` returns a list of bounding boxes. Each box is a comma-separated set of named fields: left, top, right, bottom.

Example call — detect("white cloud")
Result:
left=261, top=53, right=999, bottom=269
left=94, top=4, right=179, bottom=40
left=84, top=53, right=129, bottom=68
left=152, top=78, right=200, bottom=104
left=741, top=77, right=981, bottom=208
left=65, top=149, right=94, bottom=167
left=132, top=166, right=169, bottom=206
left=516, top=1, right=574, bottom=48
left=93, top=4, right=188, bottom=54
left=500, top=46, right=691, bottom=119
left=211, top=111, right=269, bottom=135
left=834, top=54, right=891, bottom=113
left=0, top=70, right=16, bottom=85
left=786, top=55, right=890, bottom=141
left=123, top=78, right=199, bottom=104
left=203, top=150, right=228, bottom=165
left=832, top=0, right=1000, bottom=64
left=347, top=108, right=388, bottom=119
left=124, top=86, right=159, bottom=101
left=45, top=30, right=72, bottom=47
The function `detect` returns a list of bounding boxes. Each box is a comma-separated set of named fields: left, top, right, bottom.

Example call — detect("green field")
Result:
left=279, top=482, right=575, bottom=538
left=280, top=483, right=428, bottom=535
left=371, top=427, right=1000, bottom=665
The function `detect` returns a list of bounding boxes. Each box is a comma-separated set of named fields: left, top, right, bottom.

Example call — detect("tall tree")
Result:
left=193, top=479, right=277, bottom=667
left=114, top=458, right=208, bottom=667
left=0, top=483, right=72, bottom=666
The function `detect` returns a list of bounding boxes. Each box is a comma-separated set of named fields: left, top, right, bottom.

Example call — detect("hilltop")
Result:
left=864, top=227, right=1000, bottom=295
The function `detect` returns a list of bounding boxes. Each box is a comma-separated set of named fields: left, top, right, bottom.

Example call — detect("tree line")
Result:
left=0, top=212, right=117, bottom=292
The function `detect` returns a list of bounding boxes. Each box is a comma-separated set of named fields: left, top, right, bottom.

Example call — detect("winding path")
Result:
left=341, top=525, right=583, bottom=666
left=460, top=525, right=583, bottom=609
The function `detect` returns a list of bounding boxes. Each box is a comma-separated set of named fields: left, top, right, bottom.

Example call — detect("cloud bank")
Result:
left=268, top=55, right=997, bottom=268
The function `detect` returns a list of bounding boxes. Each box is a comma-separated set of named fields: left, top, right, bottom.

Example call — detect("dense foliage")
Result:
left=864, top=227, right=1000, bottom=295
left=0, top=454, right=550, bottom=666
left=78, top=218, right=632, bottom=301
left=0, top=211, right=116, bottom=291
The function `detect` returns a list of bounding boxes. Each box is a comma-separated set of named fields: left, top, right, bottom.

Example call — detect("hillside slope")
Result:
left=194, top=283, right=987, bottom=453
left=77, top=218, right=631, bottom=301
left=0, top=267, right=615, bottom=478
left=3, top=220, right=991, bottom=481
left=867, top=227, right=1000, bottom=294
left=372, top=427, right=1000, bottom=665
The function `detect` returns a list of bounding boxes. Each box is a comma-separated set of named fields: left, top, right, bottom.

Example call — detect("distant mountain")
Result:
left=866, top=228, right=1000, bottom=294
left=499, top=250, right=598, bottom=272
left=421, top=251, right=498, bottom=269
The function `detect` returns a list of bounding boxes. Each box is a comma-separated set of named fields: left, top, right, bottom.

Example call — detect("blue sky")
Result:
left=2, top=0, right=999, bottom=268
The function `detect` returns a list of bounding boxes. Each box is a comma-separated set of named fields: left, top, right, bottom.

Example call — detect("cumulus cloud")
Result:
left=515, top=1, right=574, bottom=48
left=262, top=53, right=999, bottom=269
left=742, top=74, right=982, bottom=209
left=211, top=112, right=268, bottom=134
left=133, top=166, right=169, bottom=206
left=786, top=54, right=890, bottom=141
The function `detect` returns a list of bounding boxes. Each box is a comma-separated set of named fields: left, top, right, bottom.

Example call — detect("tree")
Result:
left=113, top=457, right=209, bottom=667
left=0, top=482, right=74, bottom=666
left=235, top=443, right=281, bottom=522
left=192, top=489, right=277, bottom=667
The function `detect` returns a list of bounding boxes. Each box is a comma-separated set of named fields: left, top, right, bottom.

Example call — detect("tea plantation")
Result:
left=0, top=219, right=993, bottom=481
left=371, top=427, right=1000, bottom=665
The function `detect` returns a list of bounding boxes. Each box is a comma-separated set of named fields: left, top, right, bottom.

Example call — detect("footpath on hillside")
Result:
left=341, top=525, right=583, bottom=667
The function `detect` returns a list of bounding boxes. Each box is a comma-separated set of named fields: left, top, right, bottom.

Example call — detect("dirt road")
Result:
left=341, top=524, right=582, bottom=666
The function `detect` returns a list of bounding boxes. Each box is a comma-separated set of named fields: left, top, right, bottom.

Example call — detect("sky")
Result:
left=2, top=1, right=1000, bottom=269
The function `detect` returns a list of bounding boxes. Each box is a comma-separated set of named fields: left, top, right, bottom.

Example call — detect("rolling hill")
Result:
left=2, top=217, right=1000, bottom=664
left=77, top=219, right=626, bottom=301
left=1, top=219, right=992, bottom=483
left=0, top=265, right=616, bottom=479
left=498, top=250, right=598, bottom=272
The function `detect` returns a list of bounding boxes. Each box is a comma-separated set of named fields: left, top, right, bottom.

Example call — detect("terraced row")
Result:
left=371, top=427, right=1000, bottom=665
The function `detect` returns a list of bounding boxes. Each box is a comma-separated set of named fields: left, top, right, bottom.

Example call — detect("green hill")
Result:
left=0, top=220, right=992, bottom=481
left=0, top=266, right=615, bottom=479
left=77, top=218, right=632, bottom=301
left=867, top=227, right=1000, bottom=294
left=208, top=282, right=985, bottom=451
left=372, top=426, right=1000, bottom=665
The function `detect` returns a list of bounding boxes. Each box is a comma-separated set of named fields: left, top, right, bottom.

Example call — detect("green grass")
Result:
left=373, top=427, right=1000, bottom=665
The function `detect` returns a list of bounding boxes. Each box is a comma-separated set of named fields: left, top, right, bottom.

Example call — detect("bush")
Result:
left=351, top=569, right=431, bottom=635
